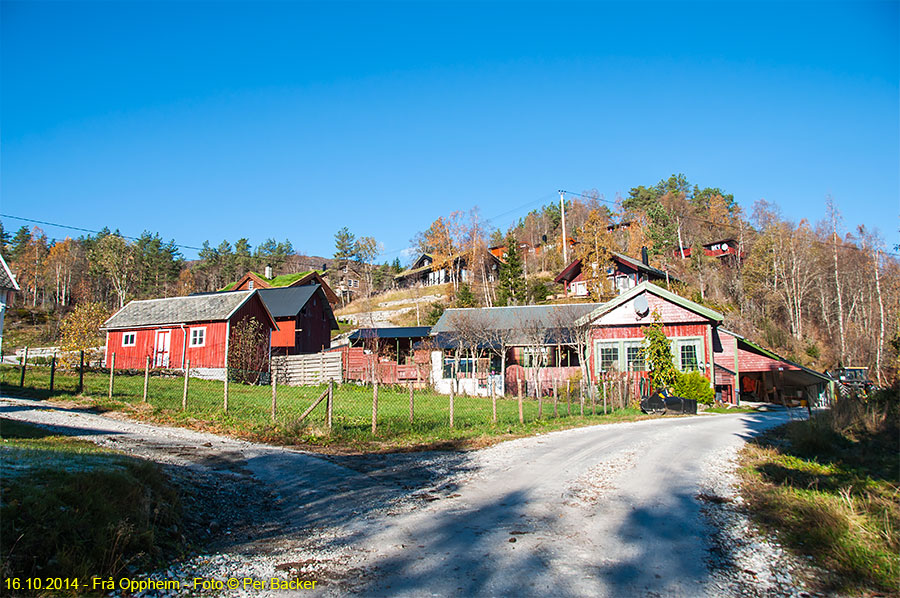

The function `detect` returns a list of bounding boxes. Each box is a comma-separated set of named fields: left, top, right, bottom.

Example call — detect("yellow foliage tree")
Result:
left=575, top=210, right=617, bottom=301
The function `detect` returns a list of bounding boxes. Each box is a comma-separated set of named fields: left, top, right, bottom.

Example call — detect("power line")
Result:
left=1, top=213, right=204, bottom=251
left=557, top=190, right=900, bottom=259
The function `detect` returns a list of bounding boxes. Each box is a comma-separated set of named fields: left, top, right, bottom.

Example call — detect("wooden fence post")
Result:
left=271, top=368, right=277, bottom=422
left=327, top=379, right=333, bottom=430
left=408, top=381, right=414, bottom=424
left=491, top=377, right=497, bottom=424
left=371, top=380, right=379, bottom=435
left=49, top=355, right=56, bottom=392
left=108, top=352, right=115, bottom=400
left=223, top=369, right=229, bottom=412
left=517, top=378, right=524, bottom=424
left=78, top=350, right=84, bottom=394
left=182, top=360, right=190, bottom=410
left=553, top=379, right=559, bottom=417
left=449, top=381, right=455, bottom=429
left=19, top=346, right=27, bottom=387
left=143, top=356, right=150, bottom=403
left=537, top=382, right=543, bottom=419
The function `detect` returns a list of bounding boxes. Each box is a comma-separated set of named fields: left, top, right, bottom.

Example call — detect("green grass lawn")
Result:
left=1, top=418, right=184, bottom=596
left=738, top=394, right=899, bottom=596
left=0, top=363, right=653, bottom=451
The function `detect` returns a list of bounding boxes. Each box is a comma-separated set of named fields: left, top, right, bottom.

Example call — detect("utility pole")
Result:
left=559, top=190, right=568, bottom=265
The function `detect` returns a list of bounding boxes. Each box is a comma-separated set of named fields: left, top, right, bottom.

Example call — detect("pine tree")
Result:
left=497, top=234, right=525, bottom=305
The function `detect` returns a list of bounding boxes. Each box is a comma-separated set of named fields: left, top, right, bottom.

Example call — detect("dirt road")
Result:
left=0, top=396, right=814, bottom=597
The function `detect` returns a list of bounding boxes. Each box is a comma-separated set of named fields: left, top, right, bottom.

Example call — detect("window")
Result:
left=598, top=342, right=619, bottom=372
left=122, top=332, right=136, bottom=347
left=522, top=347, right=547, bottom=368
left=677, top=339, right=703, bottom=371
left=625, top=342, right=645, bottom=371
left=248, top=280, right=254, bottom=290
left=189, top=327, right=206, bottom=347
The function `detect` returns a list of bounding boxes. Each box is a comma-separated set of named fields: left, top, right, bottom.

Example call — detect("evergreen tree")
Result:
left=497, top=234, right=525, bottom=305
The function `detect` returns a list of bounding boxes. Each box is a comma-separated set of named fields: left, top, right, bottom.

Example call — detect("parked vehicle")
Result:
left=829, top=366, right=875, bottom=397
left=640, top=389, right=697, bottom=415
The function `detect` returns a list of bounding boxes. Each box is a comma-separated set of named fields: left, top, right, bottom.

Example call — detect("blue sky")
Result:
left=2, top=0, right=898, bottom=262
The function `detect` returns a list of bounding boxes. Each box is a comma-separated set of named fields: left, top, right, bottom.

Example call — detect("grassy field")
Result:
left=738, top=390, right=899, bottom=596
left=0, top=363, right=653, bottom=451
left=1, top=418, right=184, bottom=597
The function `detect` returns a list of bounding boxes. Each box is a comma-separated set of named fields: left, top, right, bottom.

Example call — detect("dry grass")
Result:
left=738, top=388, right=900, bottom=596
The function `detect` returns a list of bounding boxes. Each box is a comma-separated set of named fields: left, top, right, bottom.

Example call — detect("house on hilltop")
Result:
left=394, top=251, right=503, bottom=289
left=224, top=268, right=339, bottom=306
left=102, top=290, right=277, bottom=379
left=554, top=250, right=674, bottom=298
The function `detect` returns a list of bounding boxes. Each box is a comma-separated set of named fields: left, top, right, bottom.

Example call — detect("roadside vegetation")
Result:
left=1, top=364, right=655, bottom=452
left=739, top=387, right=900, bottom=596
left=0, top=418, right=185, bottom=597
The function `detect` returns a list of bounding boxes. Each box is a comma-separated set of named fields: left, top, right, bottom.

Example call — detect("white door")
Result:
left=154, top=330, right=171, bottom=367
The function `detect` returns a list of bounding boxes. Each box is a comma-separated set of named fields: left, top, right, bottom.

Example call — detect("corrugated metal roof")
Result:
left=104, top=291, right=253, bottom=329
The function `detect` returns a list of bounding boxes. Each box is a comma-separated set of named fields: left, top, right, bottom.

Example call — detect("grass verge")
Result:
left=1, top=418, right=185, bottom=597
left=1, top=364, right=657, bottom=452
left=738, top=389, right=899, bottom=596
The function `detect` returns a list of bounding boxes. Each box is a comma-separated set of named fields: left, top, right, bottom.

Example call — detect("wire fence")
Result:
left=0, top=350, right=641, bottom=441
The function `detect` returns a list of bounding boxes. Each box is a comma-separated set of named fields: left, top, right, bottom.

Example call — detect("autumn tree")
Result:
left=574, top=210, right=616, bottom=301
left=228, top=316, right=269, bottom=384
left=92, top=234, right=136, bottom=308
left=59, top=302, right=109, bottom=366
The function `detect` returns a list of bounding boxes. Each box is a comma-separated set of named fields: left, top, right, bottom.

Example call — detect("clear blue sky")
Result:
left=2, top=0, right=898, bottom=262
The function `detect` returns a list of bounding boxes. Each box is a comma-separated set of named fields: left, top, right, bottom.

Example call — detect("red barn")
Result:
left=102, top=290, right=277, bottom=379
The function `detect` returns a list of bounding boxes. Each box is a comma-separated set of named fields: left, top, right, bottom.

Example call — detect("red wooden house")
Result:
left=673, top=239, right=743, bottom=260
left=228, top=270, right=340, bottom=306
left=102, top=290, right=277, bottom=379
left=554, top=251, right=674, bottom=298
left=259, top=285, right=339, bottom=355
left=577, top=282, right=723, bottom=388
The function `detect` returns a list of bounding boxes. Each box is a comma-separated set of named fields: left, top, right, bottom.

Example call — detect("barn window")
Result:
left=248, top=280, right=254, bottom=289
left=122, top=332, right=136, bottom=347
left=189, top=327, right=206, bottom=347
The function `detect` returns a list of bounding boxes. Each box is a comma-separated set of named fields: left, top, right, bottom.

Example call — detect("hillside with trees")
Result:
left=2, top=174, right=897, bottom=384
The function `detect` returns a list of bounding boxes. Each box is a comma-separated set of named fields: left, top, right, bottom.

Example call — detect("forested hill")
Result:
left=2, top=174, right=897, bottom=384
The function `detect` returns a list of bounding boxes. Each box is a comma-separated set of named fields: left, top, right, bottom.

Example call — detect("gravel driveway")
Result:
left=0, top=396, right=820, bottom=597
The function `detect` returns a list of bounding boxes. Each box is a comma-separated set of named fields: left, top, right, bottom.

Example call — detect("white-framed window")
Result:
left=675, top=338, right=704, bottom=372
left=189, top=327, right=206, bottom=347
left=248, top=280, right=254, bottom=289
left=122, top=332, right=136, bottom=347
left=596, top=341, right=620, bottom=373
left=625, top=341, right=646, bottom=372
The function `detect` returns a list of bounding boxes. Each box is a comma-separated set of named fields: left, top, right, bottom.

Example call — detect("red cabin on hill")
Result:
left=102, top=290, right=277, bottom=379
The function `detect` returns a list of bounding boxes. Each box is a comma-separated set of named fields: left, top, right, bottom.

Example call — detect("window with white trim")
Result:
left=189, top=327, right=206, bottom=347
left=122, top=332, right=136, bottom=347
left=597, top=342, right=619, bottom=372
left=676, top=339, right=703, bottom=372
left=625, top=341, right=646, bottom=371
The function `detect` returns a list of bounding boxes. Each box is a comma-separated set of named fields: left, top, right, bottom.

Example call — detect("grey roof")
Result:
left=432, top=303, right=602, bottom=345
left=613, top=252, right=669, bottom=279
left=349, top=326, right=432, bottom=341
left=258, top=285, right=339, bottom=330
left=104, top=291, right=253, bottom=329
left=258, top=286, right=317, bottom=318
left=0, top=254, right=19, bottom=292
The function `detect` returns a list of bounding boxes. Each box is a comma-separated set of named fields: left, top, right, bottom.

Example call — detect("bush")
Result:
left=671, top=370, right=715, bottom=405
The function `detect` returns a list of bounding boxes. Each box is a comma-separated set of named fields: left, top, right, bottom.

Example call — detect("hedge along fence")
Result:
left=0, top=350, right=642, bottom=443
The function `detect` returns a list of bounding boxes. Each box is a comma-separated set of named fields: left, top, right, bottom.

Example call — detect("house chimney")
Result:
left=265, top=265, right=273, bottom=279
left=641, top=246, right=649, bottom=266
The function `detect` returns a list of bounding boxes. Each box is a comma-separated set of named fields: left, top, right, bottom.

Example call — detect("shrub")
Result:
left=672, top=370, right=715, bottom=405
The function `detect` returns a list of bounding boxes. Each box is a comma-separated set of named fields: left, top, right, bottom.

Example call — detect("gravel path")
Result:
left=1, top=396, right=823, bottom=597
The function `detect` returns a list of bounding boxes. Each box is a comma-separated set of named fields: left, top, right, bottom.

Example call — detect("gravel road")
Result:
left=1, top=396, right=823, bottom=598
